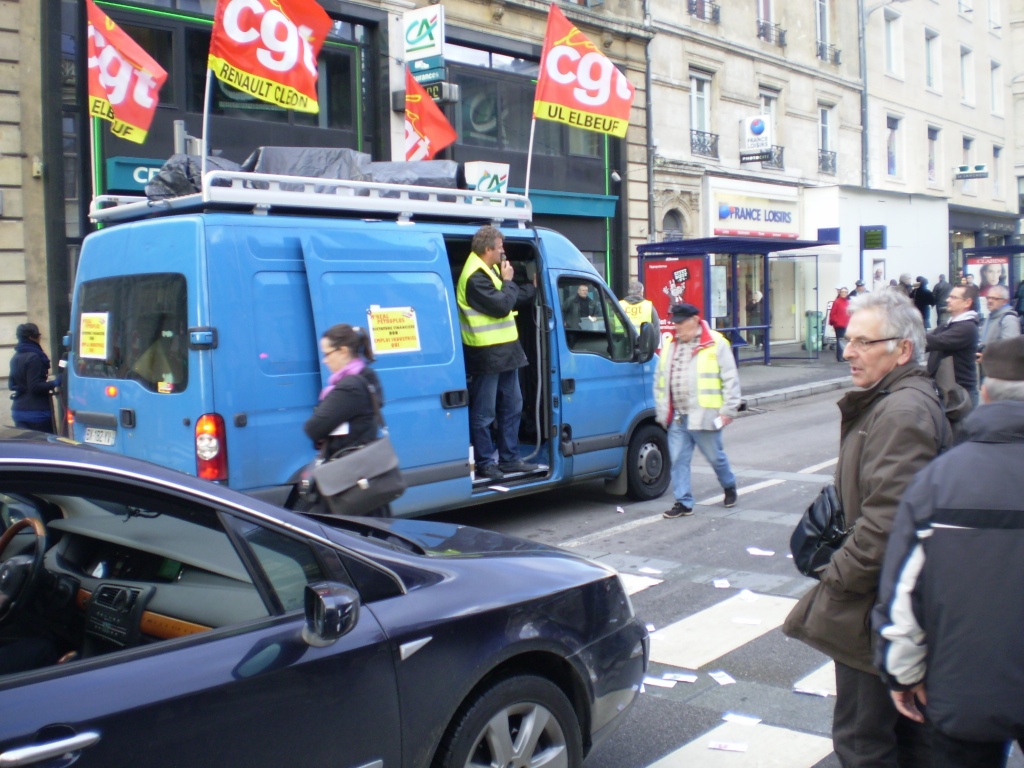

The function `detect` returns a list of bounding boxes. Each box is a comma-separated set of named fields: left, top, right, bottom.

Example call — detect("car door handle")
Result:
left=0, top=731, right=101, bottom=767
left=561, top=378, right=576, bottom=394
left=441, top=389, right=469, bottom=408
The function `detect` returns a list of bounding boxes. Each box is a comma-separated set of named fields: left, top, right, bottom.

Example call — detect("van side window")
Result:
left=559, top=279, right=633, bottom=362
left=75, top=274, right=189, bottom=394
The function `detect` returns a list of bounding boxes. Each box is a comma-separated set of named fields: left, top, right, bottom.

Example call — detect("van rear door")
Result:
left=69, top=217, right=211, bottom=475
left=300, top=222, right=473, bottom=514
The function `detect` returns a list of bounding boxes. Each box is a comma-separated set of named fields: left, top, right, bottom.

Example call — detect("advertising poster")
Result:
left=966, top=256, right=1009, bottom=298
left=642, top=258, right=706, bottom=334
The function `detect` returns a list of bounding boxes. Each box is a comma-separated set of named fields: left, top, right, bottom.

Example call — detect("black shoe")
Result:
left=477, top=463, right=504, bottom=481
left=498, top=460, right=542, bottom=474
left=723, top=487, right=738, bottom=508
left=663, top=502, right=693, bottom=519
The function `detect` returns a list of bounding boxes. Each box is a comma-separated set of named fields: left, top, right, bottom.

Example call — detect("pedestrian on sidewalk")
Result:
left=933, top=274, right=952, bottom=327
left=9, top=323, right=60, bottom=433
left=874, top=335, right=1024, bottom=768
left=911, top=276, right=935, bottom=329
left=828, top=287, right=851, bottom=362
left=783, top=290, right=949, bottom=768
left=926, top=285, right=980, bottom=406
left=654, top=302, right=740, bottom=519
left=851, top=279, right=869, bottom=297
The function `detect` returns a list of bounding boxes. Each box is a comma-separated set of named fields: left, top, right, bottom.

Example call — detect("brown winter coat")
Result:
left=783, top=363, right=950, bottom=673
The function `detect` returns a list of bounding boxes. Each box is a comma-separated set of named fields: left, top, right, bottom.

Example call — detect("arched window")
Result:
left=662, top=209, right=685, bottom=241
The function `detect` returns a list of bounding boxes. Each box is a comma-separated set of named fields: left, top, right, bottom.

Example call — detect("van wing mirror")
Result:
left=636, top=323, right=658, bottom=363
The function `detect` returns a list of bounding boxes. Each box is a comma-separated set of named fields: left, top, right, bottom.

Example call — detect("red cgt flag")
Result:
left=405, top=67, right=457, bottom=161
left=86, top=0, right=168, bottom=144
left=208, top=0, right=332, bottom=114
left=533, top=4, right=634, bottom=138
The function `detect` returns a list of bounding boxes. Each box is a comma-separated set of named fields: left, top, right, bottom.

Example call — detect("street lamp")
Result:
left=858, top=0, right=909, bottom=188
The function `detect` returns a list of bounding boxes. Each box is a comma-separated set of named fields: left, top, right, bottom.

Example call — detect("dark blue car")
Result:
left=0, top=430, right=646, bottom=767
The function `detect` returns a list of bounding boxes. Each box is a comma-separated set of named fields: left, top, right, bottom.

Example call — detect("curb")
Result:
left=742, top=375, right=853, bottom=409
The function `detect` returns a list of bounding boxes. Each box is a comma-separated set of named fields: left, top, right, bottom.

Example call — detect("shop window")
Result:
left=568, top=128, right=601, bottom=158
left=120, top=24, right=175, bottom=106
left=452, top=69, right=561, bottom=155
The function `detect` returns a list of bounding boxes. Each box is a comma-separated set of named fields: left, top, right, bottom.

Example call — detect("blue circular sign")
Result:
left=718, top=204, right=732, bottom=219
left=750, top=119, right=765, bottom=135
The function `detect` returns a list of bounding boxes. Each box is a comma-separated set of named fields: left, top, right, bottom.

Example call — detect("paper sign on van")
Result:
left=368, top=306, right=422, bottom=354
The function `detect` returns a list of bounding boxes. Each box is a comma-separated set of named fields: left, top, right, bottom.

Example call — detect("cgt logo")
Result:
left=219, top=0, right=318, bottom=76
left=545, top=31, right=632, bottom=108
left=87, top=25, right=161, bottom=109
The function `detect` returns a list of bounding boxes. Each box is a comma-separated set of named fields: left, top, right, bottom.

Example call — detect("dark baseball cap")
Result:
left=854, top=280, right=865, bottom=287
left=669, top=303, right=700, bottom=322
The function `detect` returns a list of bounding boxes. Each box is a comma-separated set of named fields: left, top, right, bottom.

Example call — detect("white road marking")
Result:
left=650, top=592, right=797, bottom=670
left=799, top=458, right=838, bottom=474
left=794, top=661, right=837, bottom=696
left=648, top=722, right=833, bottom=767
left=695, top=478, right=785, bottom=506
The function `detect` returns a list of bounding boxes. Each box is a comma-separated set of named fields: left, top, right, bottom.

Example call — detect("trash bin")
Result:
left=804, top=310, right=823, bottom=352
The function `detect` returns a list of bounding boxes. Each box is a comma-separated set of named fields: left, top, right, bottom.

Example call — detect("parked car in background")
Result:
left=0, top=429, right=647, bottom=768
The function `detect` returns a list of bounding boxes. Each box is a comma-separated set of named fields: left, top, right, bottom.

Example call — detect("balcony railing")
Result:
left=691, top=129, right=719, bottom=159
left=757, top=19, right=786, bottom=47
left=818, top=149, right=837, bottom=175
left=761, top=145, right=784, bottom=170
left=816, top=41, right=841, bottom=64
left=688, top=0, right=720, bottom=23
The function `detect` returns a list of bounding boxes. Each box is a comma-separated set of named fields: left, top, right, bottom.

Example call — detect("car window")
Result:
left=559, top=278, right=633, bottom=361
left=234, top=522, right=330, bottom=613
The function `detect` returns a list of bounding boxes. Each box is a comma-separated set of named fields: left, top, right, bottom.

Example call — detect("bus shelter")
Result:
left=637, top=236, right=838, bottom=364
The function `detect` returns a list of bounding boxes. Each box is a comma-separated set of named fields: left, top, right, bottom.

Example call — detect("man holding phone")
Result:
left=654, top=302, right=741, bottom=518
left=457, top=225, right=539, bottom=481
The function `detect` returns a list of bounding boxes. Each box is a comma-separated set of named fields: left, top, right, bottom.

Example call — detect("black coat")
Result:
left=462, top=268, right=535, bottom=376
left=9, top=342, right=55, bottom=418
left=932, top=280, right=952, bottom=313
left=926, top=314, right=979, bottom=392
left=911, top=284, right=934, bottom=325
left=874, top=401, right=1024, bottom=741
left=304, top=368, right=383, bottom=457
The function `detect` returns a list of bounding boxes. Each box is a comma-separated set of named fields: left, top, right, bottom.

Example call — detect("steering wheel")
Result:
left=0, top=517, right=47, bottom=626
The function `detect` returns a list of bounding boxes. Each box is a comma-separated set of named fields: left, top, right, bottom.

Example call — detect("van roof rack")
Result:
left=89, top=170, right=534, bottom=227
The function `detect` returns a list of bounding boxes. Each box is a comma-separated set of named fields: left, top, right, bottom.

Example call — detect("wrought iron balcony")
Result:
left=818, top=149, right=837, bottom=175
left=816, top=41, right=841, bottom=64
left=691, top=129, right=719, bottom=159
left=761, top=145, right=784, bottom=170
left=757, top=19, right=786, bottom=47
left=687, top=0, right=720, bottom=23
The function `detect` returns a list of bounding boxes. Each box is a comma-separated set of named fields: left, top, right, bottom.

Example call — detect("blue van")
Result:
left=67, top=171, right=667, bottom=516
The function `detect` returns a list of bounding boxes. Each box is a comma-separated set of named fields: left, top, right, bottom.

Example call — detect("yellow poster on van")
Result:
left=80, top=312, right=110, bottom=359
left=368, top=306, right=421, bottom=354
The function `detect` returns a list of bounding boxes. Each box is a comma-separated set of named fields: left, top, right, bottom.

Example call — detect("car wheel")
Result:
left=436, top=675, right=583, bottom=768
left=625, top=423, right=669, bottom=501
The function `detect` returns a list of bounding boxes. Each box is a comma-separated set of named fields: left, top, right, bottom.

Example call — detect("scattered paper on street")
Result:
left=708, top=741, right=748, bottom=752
left=709, top=670, right=736, bottom=686
left=722, top=713, right=762, bottom=725
left=646, top=623, right=657, bottom=632
left=616, top=506, right=625, bottom=514
left=644, top=676, right=677, bottom=688
left=640, top=566, right=663, bottom=574
left=746, top=547, right=775, bottom=556
left=737, top=589, right=759, bottom=602
left=713, top=578, right=730, bottom=588
left=663, top=672, right=698, bottom=683
left=793, top=687, right=832, bottom=698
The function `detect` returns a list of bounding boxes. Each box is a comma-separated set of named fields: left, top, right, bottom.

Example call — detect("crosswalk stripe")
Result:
left=794, top=661, right=837, bottom=696
left=799, top=458, right=838, bottom=474
left=650, top=592, right=797, bottom=670
left=695, top=478, right=785, bottom=506
left=619, top=572, right=663, bottom=595
left=647, top=722, right=833, bottom=767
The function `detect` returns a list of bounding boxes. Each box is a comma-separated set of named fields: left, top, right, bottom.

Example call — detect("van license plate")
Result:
left=84, top=428, right=115, bottom=446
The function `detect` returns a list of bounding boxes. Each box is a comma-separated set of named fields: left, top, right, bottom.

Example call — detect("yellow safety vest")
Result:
left=456, top=252, right=519, bottom=347
left=695, top=342, right=724, bottom=408
left=619, top=299, right=653, bottom=328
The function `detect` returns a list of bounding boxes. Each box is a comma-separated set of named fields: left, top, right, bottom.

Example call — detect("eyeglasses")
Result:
left=844, top=337, right=901, bottom=351
left=321, top=348, right=343, bottom=361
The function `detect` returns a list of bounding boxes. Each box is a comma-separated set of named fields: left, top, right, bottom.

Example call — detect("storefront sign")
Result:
left=403, top=7, right=445, bottom=62
left=712, top=192, right=798, bottom=239
left=954, top=164, right=989, bottom=180
left=106, top=157, right=164, bottom=192
left=738, top=115, right=773, bottom=163
left=464, top=161, right=510, bottom=200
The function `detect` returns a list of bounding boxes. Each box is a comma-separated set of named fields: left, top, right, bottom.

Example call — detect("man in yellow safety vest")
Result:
left=457, top=225, right=540, bottom=481
left=619, top=280, right=660, bottom=332
left=654, top=302, right=742, bottom=518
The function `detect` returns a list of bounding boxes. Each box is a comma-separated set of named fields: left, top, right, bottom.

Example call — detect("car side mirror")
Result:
left=636, top=323, right=658, bottom=364
left=302, top=581, right=360, bottom=647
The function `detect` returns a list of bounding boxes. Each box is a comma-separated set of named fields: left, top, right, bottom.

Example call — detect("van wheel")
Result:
left=435, top=675, right=583, bottom=768
left=625, top=423, right=669, bottom=501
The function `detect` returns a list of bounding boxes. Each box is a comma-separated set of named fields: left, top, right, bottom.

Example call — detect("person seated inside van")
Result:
left=563, top=284, right=599, bottom=329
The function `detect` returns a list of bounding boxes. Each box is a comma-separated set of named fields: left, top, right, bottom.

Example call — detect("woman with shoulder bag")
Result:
left=301, top=324, right=394, bottom=516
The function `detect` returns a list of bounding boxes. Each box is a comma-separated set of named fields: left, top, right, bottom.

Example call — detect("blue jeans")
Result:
left=668, top=419, right=736, bottom=507
left=468, top=370, right=523, bottom=467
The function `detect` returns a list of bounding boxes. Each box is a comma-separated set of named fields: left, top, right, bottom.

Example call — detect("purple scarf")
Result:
left=319, top=358, right=366, bottom=401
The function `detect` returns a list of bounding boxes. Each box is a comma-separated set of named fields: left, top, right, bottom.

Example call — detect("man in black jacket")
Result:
left=874, top=335, right=1024, bottom=768
left=933, top=274, right=952, bottom=325
left=926, top=285, right=980, bottom=405
left=456, top=225, right=539, bottom=480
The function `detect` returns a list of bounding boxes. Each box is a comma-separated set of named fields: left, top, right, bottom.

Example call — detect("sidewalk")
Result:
left=737, top=355, right=852, bottom=408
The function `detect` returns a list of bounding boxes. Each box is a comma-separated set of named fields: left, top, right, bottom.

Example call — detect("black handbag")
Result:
left=311, top=378, right=406, bottom=516
left=790, top=484, right=851, bottom=579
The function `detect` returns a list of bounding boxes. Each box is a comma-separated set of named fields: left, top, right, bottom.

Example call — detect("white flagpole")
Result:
left=200, top=68, right=213, bottom=190
left=523, top=117, right=537, bottom=199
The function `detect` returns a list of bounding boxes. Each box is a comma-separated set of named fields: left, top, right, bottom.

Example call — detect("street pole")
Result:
left=858, top=0, right=869, bottom=190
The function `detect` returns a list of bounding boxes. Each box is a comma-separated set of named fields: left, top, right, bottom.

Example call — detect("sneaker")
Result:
left=663, top=502, right=693, bottom=519
left=723, top=487, right=738, bottom=508
left=498, top=460, right=541, bottom=474
left=477, top=463, right=504, bottom=481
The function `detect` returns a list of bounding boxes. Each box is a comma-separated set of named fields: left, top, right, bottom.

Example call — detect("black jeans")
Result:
left=834, top=327, right=847, bottom=362
left=833, top=661, right=931, bottom=768
left=932, top=728, right=1019, bottom=768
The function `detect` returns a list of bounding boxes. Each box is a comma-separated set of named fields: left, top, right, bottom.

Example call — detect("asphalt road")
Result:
left=430, top=390, right=1024, bottom=768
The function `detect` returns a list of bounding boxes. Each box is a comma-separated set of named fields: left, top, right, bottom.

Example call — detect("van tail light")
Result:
left=195, top=414, right=228, bottom=482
